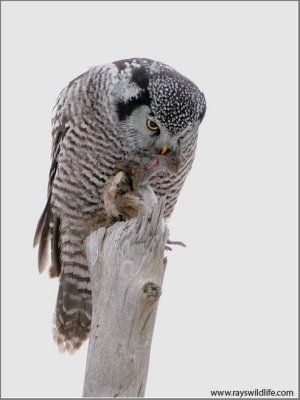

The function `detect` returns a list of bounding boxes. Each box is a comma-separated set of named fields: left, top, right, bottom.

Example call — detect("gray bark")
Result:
left=83, top=199, right=168, bottom=397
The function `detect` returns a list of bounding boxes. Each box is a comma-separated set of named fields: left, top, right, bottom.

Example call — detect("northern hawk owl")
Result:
left=34, top=58, right=206, bottom=353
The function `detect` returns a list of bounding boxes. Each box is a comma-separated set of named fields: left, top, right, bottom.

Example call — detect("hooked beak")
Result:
left=159, top=145, right=169, bottom=155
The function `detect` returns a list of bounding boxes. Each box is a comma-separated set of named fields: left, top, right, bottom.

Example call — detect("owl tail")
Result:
left=52, top=225, right=92, bottom=354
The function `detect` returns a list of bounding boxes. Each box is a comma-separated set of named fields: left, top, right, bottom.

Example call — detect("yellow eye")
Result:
left=146, top=118, right=159, bottom=132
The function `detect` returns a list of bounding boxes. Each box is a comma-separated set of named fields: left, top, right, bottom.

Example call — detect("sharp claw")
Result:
left=167, top=240, right=186, bottom=248
left=164, top=239, right=186, bottom=251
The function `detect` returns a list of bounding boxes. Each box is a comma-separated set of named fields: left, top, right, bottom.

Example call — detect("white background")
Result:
left=1, top=1, right=298, bottom=398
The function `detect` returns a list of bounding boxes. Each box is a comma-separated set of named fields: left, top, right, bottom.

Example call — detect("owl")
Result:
left=33, top=58, right=206, bottom=353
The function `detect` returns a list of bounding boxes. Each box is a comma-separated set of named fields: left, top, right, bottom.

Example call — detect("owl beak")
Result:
left=159, top=145, right=169, bottom=155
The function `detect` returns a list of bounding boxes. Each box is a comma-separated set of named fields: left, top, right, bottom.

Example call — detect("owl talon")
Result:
left=165, top=239, right=186, bottom=251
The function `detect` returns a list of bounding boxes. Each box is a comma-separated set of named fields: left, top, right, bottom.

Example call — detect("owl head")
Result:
left=112, top=58, right=206, bottom=171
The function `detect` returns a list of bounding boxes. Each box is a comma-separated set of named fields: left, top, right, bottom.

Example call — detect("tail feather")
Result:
left=53, top=276, right=92, bottom=353
left=35, top=203, right=93, bottom=353
left=53, top=227, right=92, bottom=353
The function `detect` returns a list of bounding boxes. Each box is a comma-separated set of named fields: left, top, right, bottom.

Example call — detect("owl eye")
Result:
left=146, top=118, right=160, bottom=133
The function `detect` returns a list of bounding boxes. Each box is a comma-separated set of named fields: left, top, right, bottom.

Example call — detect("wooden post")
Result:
left=83, top=199, right=168, bottom=397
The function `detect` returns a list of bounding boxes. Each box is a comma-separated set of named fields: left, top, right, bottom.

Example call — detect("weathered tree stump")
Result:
left=83, top=199, right=168, bottom=397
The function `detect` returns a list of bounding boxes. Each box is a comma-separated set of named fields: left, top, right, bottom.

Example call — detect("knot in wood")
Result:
left=143, top=282, right=161, bottom=300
